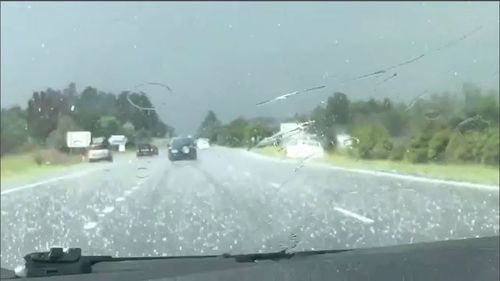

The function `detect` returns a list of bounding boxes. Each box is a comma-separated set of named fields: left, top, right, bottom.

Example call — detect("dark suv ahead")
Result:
left=168, top=137, right=197, bottom=161
left=136, top=143, right=159, bottom=157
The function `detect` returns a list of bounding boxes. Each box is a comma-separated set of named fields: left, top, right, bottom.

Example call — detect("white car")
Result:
left=196, top=138, right=210, bottom=150
left=285, top=139, right=324, bottom=159
left=87, top=143, right=113, bottom=162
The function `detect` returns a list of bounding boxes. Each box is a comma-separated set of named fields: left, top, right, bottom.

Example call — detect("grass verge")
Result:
left=255, top=146, right=287, bottom=158
left=254, top=147, right=499, bottom=186
left=1, top=150, right=84, bottom=182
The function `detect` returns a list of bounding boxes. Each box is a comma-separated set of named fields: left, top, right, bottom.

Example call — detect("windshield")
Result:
left=1, top=1, right=499, bottom=272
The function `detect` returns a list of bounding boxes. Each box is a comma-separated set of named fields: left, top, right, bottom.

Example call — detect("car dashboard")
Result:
left=1, top=236, right=498, bottom=281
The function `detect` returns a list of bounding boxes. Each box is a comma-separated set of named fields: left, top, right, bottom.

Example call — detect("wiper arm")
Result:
left=17, top=247, right=352, bottom=278
left=17, top=248, right=113, bottom=278
left=18, top=248, right=220, bottom=278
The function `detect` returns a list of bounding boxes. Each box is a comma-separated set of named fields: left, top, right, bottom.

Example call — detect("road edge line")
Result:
left=1, top=167, right=102, bottom=195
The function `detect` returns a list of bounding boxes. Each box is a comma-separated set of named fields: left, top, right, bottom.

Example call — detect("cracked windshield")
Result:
left=1, top=1, right=499, bottom=271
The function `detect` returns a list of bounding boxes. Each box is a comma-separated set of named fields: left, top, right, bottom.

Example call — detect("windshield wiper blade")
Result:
left=17, top=247, right=353, bottom=278
left=226, top=248, right=352, bottom=263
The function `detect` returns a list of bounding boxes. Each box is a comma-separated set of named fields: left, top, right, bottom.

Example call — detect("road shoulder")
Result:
left=0, top=152, right=136, bottom=194
left=245, top=147, right=499, bottom=191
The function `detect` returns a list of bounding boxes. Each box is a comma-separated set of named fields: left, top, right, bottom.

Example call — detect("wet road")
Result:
left=1, top=146, right=499, bottom=269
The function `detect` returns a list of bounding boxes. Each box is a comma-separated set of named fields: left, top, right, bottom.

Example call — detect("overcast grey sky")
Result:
left=1, top=1, right=499, bottom=133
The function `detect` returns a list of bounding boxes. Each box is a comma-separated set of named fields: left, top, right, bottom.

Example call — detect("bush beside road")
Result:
left=196, top=83, right=499, bottom=186
left=1, top=83, right=174, bottom=159
left=198, top=84, right=499, bottom=170
left=0, top=82, right=174, bottom=183
left=254, top=146, right=499, bottom=186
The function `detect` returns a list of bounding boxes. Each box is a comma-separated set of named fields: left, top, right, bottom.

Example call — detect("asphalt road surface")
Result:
left=1, top=146, right=499, bottom=269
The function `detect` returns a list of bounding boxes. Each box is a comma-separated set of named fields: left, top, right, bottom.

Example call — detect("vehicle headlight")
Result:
left=171, top=149, right=178, bottom=153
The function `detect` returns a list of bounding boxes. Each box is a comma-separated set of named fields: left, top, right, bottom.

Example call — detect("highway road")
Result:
left=1, top=146, right=499, bottom=269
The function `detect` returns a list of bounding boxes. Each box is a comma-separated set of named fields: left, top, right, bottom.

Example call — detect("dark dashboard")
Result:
left=1, top=236, right=498, bottom=281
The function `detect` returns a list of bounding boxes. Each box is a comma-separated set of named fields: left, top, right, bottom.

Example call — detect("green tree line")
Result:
left=197, top=82, right=499, bottom=166
left=1, top=83, right=175, bottom=156
left=196, top=111, right=277, bottom=148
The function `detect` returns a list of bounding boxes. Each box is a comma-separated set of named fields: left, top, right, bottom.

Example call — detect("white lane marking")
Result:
left=244, top=150, right=499, bottom=191
left=27, top=227, right=37, bottom=233
left=269, top=182, right=281, bottom=188
left=124, top=190, right=132, bottom=196
left=83, top=221, right=98, bottom=230
left=1, top=168, right=102, bottom=195
left=115, top=197, right=125, bottom=202
left=102, top=206, right=115, bottom=214
left=333, top=207, right=374, bottom=224
left=320, top=165, right=498, bottom=191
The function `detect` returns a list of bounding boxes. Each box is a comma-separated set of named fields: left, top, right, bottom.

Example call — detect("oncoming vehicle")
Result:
left=196, top=138, right=210, bottom=150
left=87, top=138, right=113, bottom=162
left=136, top=143, right=159, bottom=157
left=168, top=137, right=197, bottom=161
